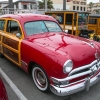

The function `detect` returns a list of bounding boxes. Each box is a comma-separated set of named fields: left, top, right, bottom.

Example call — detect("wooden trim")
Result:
left=2, top=36, right=19, bottom=50
left=3, top=47, right=19, bottom=63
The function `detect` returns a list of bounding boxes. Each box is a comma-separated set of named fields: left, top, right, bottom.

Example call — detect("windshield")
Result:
left=24, top=21, right=62, bottom=36
left=78, top=13, right=88, bottom=25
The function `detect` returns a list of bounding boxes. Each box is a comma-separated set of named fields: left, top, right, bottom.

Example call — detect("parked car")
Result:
left=0, top=76, right=8, bottom=100
left=0, top=14, right=100, bottom=96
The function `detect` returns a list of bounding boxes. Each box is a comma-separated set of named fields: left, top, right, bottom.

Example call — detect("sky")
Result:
left=87, top=0, right=99, bottom=4
left=1, top=0, right=100, bottom=4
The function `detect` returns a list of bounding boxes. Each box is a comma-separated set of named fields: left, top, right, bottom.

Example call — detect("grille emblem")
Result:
left=95, top=53, right=100, bottom=61
left=90, top=65, right=98, bottom=75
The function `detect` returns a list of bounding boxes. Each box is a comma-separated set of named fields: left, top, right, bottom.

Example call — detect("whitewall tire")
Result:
left=32, top=64, right=50, bottom=92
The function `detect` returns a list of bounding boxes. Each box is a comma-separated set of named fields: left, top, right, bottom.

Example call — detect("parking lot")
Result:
left=0, top=57, right=100, bottom=100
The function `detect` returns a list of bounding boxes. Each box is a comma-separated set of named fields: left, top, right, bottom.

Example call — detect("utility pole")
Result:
left=9, top=0, right=14, bottom=13
left=45, top=0, right=47, bottom=11
left=63, top=0, right=66, bottom=10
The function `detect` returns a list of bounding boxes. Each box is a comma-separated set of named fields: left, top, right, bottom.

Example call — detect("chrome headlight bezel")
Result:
left=63, top=60, right=73, bottom=73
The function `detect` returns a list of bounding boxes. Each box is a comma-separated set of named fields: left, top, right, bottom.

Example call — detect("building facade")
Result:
left=52, top=0, right=87, bottom=11
left=87, top=1, right=100, bottom=14
left=0, top=1, right=8, bottom=8
left=0, top=0, right=38, bottom=14
left=14, top=0, right=38, bottom=10
left=0, top=0, right=38, bottom=10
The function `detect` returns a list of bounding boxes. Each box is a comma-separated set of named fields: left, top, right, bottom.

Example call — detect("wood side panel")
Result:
left=88, top=26, right=97, bottom=34
left=3, top=47, right=19, bottom=63
left=3, top=37, right=18, bottom=50
left=0, top=35, right=1, bottom=41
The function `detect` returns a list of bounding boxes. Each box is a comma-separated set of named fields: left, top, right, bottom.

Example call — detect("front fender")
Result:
left=21, top=40, right=71, bottom=79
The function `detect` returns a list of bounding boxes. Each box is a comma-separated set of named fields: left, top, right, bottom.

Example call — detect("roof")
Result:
left=89, top=14, right=100, bottom=18
left=0, top=1, right=8, bottom=4
left=0, top=13, right=56, bottom=23
left=14, top=0, right=36, bottom=3
left=45, top=10, right=90, bottom=14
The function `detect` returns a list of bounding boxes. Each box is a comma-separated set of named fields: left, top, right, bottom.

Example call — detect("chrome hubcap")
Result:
left=34, top=69, right=46, bottom=88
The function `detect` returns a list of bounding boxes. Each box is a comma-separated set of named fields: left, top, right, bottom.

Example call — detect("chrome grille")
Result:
left=68, top=60, right=100, bottom=77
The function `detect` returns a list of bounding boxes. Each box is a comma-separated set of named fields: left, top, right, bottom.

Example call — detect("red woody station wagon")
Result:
left=0, top=14, right=100, bottom=96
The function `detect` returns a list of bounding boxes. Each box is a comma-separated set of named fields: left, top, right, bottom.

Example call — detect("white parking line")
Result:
left=0, top=68, right=28, bottom=100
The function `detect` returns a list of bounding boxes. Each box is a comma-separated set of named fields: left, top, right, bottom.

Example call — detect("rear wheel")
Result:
left=32, top=64, right=50, bottom=92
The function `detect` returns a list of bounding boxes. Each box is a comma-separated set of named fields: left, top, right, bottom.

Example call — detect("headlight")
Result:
left=63, top=60, right=73, bottom=73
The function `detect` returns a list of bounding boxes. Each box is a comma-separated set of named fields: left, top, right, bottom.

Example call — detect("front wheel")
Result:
left=32, top=64, right=50, bottom=92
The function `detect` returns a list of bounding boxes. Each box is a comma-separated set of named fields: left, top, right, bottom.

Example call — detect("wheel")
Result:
left=0, top=52, right=3, bottom=58
left=32, top=64, right=50, bottom=92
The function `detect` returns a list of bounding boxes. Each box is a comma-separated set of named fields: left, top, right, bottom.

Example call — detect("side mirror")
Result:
left=16, top=33, right=21, bottom=38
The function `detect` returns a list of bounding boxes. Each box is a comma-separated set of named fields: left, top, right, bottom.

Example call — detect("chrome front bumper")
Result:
left=50, top=71, right=100, bottom=96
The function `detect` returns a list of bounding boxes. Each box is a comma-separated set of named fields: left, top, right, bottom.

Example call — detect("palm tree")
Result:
left=95, top=9, right=99, bottom=14
left=38, top=1, right=44, bottom=9
left=95, top=5, right=99, bottom=14
left=89, top=2, right=94, bottom=11
left=38, top=0, right=54, bottom=10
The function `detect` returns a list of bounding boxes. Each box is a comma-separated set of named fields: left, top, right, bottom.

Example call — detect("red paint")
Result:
left=21, top=32, right=100, bottom=80
left=0, top=77, right=8, bottom=100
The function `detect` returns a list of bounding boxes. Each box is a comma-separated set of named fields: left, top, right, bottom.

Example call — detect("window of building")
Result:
left=23, top=5, right=27, bottom=9
left=73, top=6, right=75, bottom=10
left=84, top=7, right=85, bottom=11
left=30, top=3, right=32, bottom=9
left=77, top=6, right=79, bottom=10
left=16, top=4, right=18, bottom=9
left=89, top=18, right=97, bottom=24
left=81, top=2, right=86, bottom=5
left=73, top=1, right=76, bottom=4
left=80, top=7, right=82, bottom=11
left=73, top=1, right=79, bottom=4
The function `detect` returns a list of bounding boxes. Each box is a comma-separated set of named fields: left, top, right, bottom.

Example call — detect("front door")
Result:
left=1, top=20, right=22, bottom=66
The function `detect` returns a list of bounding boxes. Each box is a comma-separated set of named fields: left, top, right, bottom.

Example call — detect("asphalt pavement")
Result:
left=0, top=57, right=100, bottom=100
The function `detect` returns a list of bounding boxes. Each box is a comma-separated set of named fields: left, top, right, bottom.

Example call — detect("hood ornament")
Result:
left=82, top=41, right=94, bottom=48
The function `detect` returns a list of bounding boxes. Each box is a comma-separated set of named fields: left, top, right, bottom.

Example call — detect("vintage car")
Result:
left=0, top=76, right=8, bottom=100
left=0, top=14, right=100, bottom=96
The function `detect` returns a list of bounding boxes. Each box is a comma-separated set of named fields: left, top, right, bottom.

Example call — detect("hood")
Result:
left=27, top=32, right=97, bottom=67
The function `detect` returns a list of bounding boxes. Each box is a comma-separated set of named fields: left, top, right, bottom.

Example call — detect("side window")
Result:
left=6, top=20, right=22, bottom=35
left=45, top=13, right=64, bottom=24
left=66, top=14, right=73, bottom=25
left=0, top=20, right=5, bottom=31
left=88, top=18, right=97, bottom=24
